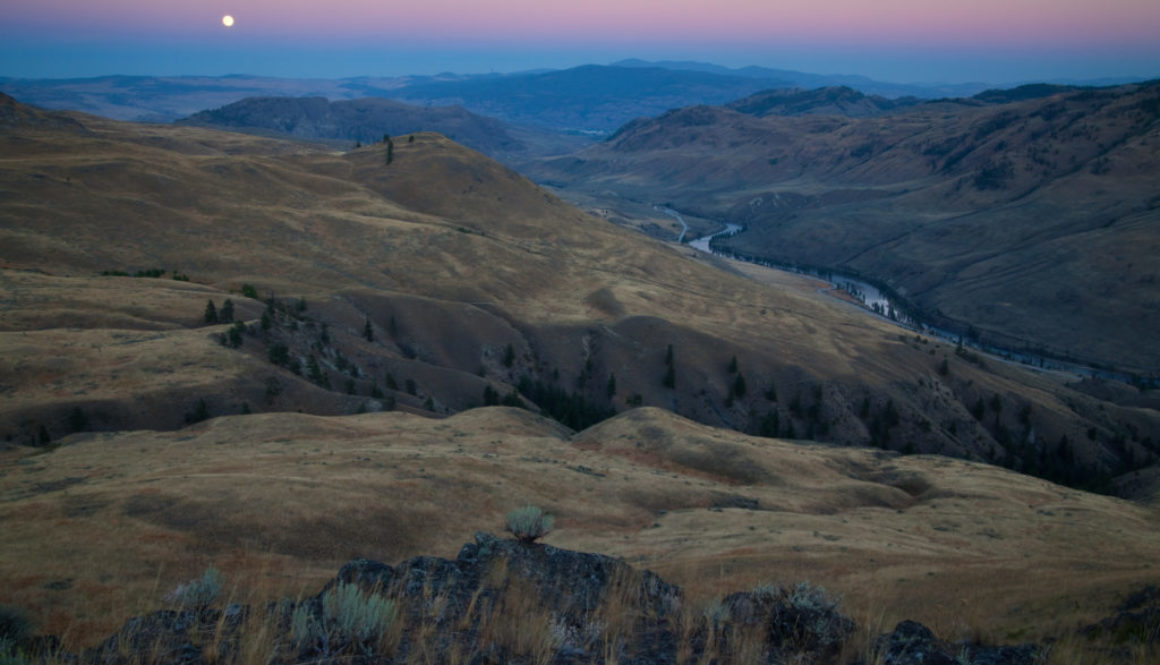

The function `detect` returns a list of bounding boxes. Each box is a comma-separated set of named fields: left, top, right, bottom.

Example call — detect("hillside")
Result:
left=3, top=91, right=1160, bottom=488
left=177, top=96, right=587, bottom=161
left=3, top=91, right=1160, bottom=663
left=3, top=406, right=1160, bottom=661
left=725, top=86, right=918, bottom=117
left=529, top=81, right=1160, bottom=375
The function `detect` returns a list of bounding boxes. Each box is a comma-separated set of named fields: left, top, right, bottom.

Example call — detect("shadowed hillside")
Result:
left=529, top=81, right=1160, bottom=375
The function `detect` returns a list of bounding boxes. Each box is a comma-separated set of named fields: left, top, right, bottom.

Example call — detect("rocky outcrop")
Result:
left=46, top=535, right=1039, bottom=665
left=875, top=621, right=1038, bottom=665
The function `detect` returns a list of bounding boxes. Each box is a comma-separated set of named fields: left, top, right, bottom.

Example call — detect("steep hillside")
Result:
left=178, top=96, right=587, bottom=160
left=2, top=93, right=1159, bottom=495
left=529, top=81, right=1160, bottom=375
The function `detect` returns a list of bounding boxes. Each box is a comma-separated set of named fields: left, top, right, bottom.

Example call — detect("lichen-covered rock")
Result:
left=71, top=538, right=1046, bottom=665
left=88, top=606, right=248, bottom=665
left=722, top=582, right=855, bottom=662
left=875, top=620, right=1038, bottom=665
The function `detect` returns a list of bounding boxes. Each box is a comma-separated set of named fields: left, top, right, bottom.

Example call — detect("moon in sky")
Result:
left=222, top=15, right=235, bottom=28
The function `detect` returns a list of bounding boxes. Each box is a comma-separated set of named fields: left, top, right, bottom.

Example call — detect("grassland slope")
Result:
left=2, top=93, right=1159, bottom=497
left=529, top=81, right=1160, bottom=374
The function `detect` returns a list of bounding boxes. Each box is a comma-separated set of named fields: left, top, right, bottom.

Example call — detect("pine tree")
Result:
left=503, top=343, right=515, bottom=368
left=228, top=322, right=244, bottom=348
left=363, top=318, right=374, bottom=342
left=68, top=406, right=89, bottom=432
left=307, top=355, right=324, bottom=385
left=483, top=385, right=500, bottom=406
left=204, top=300, right=218, bottom=324
left=607, top=373, right=617, bottom=399
left=727, top=355, right=738, bottom=373
left=219, top=299, right=234, bottom=323
left=732, top=373, right=747, bottom=398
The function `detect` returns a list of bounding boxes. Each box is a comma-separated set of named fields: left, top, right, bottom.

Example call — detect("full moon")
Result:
left=222, top=15, right=234, bottom=28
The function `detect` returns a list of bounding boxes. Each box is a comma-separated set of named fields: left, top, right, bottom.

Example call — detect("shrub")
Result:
left=742, top=581, right=853, bottom=657
left=292, top=583, right=396, bottom=655
left=505, top=505, right=554, bottom=543
left=167, top=567, right=223, bottom=609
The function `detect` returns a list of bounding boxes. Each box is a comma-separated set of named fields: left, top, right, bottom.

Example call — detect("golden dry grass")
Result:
left=3, top=100, right=1160, bottom=660
left=2, top=406, right=1158, bottom=650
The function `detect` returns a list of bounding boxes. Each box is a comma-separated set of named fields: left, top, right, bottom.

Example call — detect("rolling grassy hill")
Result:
left=4, top=91, right=1160, bottom=485
left=2, top=93, right=1160, bottom=660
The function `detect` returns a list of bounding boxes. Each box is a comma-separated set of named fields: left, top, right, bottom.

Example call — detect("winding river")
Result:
left=683, top=220, right=1139, bottom=383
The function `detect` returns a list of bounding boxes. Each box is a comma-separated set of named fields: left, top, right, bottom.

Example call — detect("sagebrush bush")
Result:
left=505, top=505, right=554, bottom=543
left=757, top=580, right=852, bottom=655
left=167, top=567, right=223, bottom=609
left=293, top=583, right=396, bottom=656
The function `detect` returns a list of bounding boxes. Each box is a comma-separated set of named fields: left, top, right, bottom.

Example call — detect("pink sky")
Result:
left=9, top=0, right=1160, bottom=45
left=4, top=0, right=1160, bottom=81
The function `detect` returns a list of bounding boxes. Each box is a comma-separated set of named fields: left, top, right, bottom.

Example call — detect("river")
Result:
left=684, top=220, right=1139, bottom=383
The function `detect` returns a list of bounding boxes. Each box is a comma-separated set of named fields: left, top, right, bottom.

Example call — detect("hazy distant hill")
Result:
left=384, top=64, right=794, bottom=132
left=178, top=96, right=588, bottom=160
left=0, top=74, right=401, bottom=122
left=612, top=59, right=991, bottom=99
left=531, top=81, right=1160, bottom=374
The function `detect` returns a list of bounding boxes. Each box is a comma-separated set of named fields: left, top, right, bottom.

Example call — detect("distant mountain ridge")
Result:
left=724, top=86, right=918, bottom=118
left=383, top=64, right=793, bottom=132
left=613, top=59, right=1156, bottom=100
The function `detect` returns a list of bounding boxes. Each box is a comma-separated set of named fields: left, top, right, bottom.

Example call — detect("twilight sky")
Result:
left=3, top=0, right=1159, bottom=84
